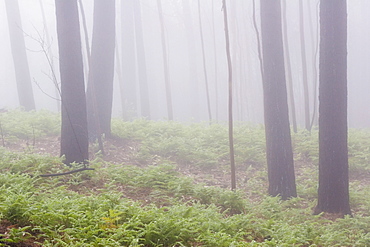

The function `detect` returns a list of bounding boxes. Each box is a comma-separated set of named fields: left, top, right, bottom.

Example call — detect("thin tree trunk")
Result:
left=299, top=0, right=311, bottom=131
left=182, top=0, right=199, bottom=121
left=222, top=0, right=236, bottom=191
left=252, top=0, right=264, bottom=86
left=121, top=0, right=137, bottom=120
left=281, top=0, right=297, bottom=133
left=39, top=0, right=60, bottom=112
left=77, top=0, right=91, bottom=80
left=157, top=0, right=173, bottom=120
left=309, top=0, right=320, bottom=129
left=115, top=40, right=126, bottom=119
left=133, top=0, right=150, bottom=119
left=211, top=1, right=219, bottom=122
left=197, top=0, right=212, bottom=123
left=4, top=0, right=36, bottom=111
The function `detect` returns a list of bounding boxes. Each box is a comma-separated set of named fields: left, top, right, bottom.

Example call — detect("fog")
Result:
left=0, top=0, right=369, bottom=127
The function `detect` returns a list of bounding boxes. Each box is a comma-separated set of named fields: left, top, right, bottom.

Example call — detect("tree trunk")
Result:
left=55, top=0, right=88, bottom=165
left=182, top=0, right=200, bottom=121
left=39, top=0, right=60, bottom=112
left=86, top=0, right=116, bottom=139
left=299, top=0, right=311, bottom=131
left=133, top=0, right=150, bottom=119
left=281, top=0, right=297, bottom=133
left=260, top=0, right=296, bottom=200
left=308, top=0, right=320, bottom=129
left=121, top=0, right=137, bottom=120
left=157, top=0, right=173, bottom=120
left=4, top=0, right=36, bottom=111
left=77, top=0, right=91, bottom=80
left=314, top=0, right=351, bottom=216
left=211, top=1, right=219, bottom=122
left=197, top=0, right=212, bottom=123
left=222, top=0, right=236, bottom=191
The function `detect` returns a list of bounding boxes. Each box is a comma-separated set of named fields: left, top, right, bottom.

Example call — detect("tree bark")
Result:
left=121, top=0, right=138, bottom=120
left=4, top=0, right=36, bottom=111
left=86, top=0, right=116, bottom=138
left=281, top=0, right=297, bottom=133
left=211, top=1, right=219, bottom=122
left=260, top=0, right=296, bottom=200
left=39, top=0, right=60, bottom=112
left=55, top=0, right=88, bottom=165
left=182, top=0, right=200, bottom=121
left=133, top=0, right=151, bottom=119
left=157, top=0, right=174, bottom=120
left=222, top=0, right=236, bottom=191
left=198, top=0, right=212, bottom=123
left=299, top=0, right=311, bottom=131
left=308, top=0, right=320, bottom=129
left=314, top=0, right=351, bottom=216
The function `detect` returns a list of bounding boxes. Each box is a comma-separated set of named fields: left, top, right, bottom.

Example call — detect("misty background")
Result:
left=0, top=0, right=369, bottom=127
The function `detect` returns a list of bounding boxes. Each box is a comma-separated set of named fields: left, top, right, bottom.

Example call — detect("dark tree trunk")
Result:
left=4, top=0, right=36, bottom=111
left=121, top=0, right=137, bottom=120
left=314, top=0, right=351, bottom=216
left=260, top=0, right=296, bottom=200
left=55, top=0, right=88, bottom=165
left=133, top=0, right=151, bottom=119
left=86, top=0, right=116, bottom=139
left=157, top=0, right=173, bottom=120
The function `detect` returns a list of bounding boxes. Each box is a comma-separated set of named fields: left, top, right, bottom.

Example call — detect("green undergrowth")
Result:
left=0, top=110, right=370, bottom=246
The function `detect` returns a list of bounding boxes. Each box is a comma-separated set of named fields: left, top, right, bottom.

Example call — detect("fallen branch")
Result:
left=40, top=167, right=95, bottom=177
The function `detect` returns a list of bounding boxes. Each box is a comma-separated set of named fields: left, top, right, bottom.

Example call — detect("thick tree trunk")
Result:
left=133, top=0, right=150, bottom=119
left=86, top=0, right=116, bottom=138
left=55, top=0, right=88, bottom=165
left=315, top=0, right=351, bottom=216
left=260, top=0, right=296, bottom=200
left=4, top=0, right=36, bottom=111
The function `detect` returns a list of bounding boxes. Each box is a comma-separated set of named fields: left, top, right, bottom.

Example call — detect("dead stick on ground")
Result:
left=40, top=167, right=95, bottom=177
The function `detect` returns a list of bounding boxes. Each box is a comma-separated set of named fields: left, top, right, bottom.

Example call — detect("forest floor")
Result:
left=2, top=121, right=370, bottom=246
left=5, top=135, right=259, bottom=200
left=6, top=134, right=369, bottom=213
